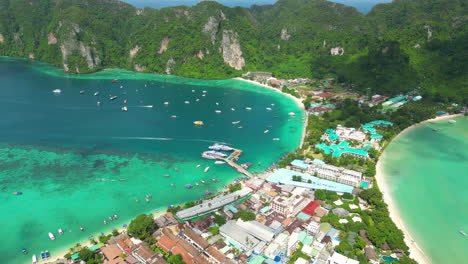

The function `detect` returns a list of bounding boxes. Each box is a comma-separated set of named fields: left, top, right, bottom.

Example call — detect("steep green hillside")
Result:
left=0, top=0, right=466, bottom=102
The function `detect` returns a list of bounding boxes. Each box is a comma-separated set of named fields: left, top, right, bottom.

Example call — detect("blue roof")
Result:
left=313, top=158, right=325, bottom=164
left=291, top=159, right=309, bottom=170
left=327, top=228, right=338, bottom=238
left=371, top=133, right=383, bottom=139
left=226, top=204, right=239, bottom=213
left=266, top=168, right=354, bottom=193
left=260, top=206, right=270, bottom=214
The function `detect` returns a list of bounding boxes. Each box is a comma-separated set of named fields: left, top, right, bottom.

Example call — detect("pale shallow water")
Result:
left=381, top=116, right=468, bottom=264
left=0, top=57, right=304, bottom=263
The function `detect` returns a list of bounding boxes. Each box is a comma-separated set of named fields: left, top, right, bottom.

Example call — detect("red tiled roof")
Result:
left=302, top=201, right=320, bottom=215
left=171, top=244, right=193, bottom=264
left=101, top=244, right=122, bottom=261
left=157, top=235, right=177, bottom=252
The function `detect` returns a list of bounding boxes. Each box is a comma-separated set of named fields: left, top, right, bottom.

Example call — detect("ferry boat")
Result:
left=121, top=106, right=128, bottom=112
left=21, top=248, right=28, bottom=254
left=58, top=228, right=64, bottom=235
left=185, top=184, right=193, bottom=189
left=460, top=230, right=467, bottom=237
left=110, top=96, right=118, bottom=100
left=194, top=121, right=204, bottom=126
left=208, top=144, right=233, bottom=151
left=94, top=91, right=99, bottom=96
left=211, top=178, right=219, bottom=182
left=204, top=166, right=210, bottom=172
left=214, top=161, right=226, bottom=165
left=48, top=232, right=55, bottom=240
left=32, top=254, right=37, bottom=264
left=202, top=151, right=227, bottom=159
left=52, top=89, right=62, bottom=94
left=13, top=191, right=23, bottom=195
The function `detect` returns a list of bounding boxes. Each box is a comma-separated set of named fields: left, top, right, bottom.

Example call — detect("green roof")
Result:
left=371, top=134, right=383, bottom=139
left=319, top=223, right=332, bottom=233
left=303, top=235, right=314, bottom=245
left=250, top=256, right=266, bottom=264
left=298, top=231, right=307, bottom=242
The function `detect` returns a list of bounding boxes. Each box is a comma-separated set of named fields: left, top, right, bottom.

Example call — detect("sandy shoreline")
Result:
left=375, top=113, right=463, bottom=264
left=233, top=78, right=308, bottom=147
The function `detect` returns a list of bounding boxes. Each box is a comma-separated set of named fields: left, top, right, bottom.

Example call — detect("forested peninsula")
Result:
left=0, top=0, right=466, bottom=102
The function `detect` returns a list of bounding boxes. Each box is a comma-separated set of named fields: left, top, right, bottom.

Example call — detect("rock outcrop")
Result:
left=165, top=58, right=175, bottom=74
left=134, top=64, right=146, bottom=72
left=203, top=16, right=219, bottom=44
left=280, top=28, right=290, bottom=41
left=48, top=33, right=57, bottom=45
left=159, top=37, right=170, bottom=54
left=330, top=46, right=344, bottom=56
left=28, top=53, right=35, bottom=59
left=221, top=30, right=245, bottom=70
left=129, top=45, right=140, bottom=58
left=0, top=33, right=4, bottom=43
left=423, top=24, right=433, bottom=40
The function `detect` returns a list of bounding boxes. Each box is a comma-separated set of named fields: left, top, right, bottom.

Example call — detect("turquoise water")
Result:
left=0, top=57, right=304, bottom=263
left=381, top=116, right=468, bottom=264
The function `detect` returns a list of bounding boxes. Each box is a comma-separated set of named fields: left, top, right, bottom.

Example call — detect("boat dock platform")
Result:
left=217, top=148, right=253, bottom=178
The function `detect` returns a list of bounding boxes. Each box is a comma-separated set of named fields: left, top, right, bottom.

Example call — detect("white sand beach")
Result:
left=375, top=113, right=463, bottom=264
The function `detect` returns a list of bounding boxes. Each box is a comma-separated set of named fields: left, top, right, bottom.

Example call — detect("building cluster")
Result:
left=242, top=72, right=312, bottom=88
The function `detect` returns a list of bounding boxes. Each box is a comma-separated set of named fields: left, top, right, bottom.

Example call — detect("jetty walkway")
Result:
left=217, top=148, right=253, bottom=178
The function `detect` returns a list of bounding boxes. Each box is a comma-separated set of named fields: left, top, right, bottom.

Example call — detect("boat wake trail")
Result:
left=111, top=137, right=174, bottom=141
left=179, top=139, right=230, bottom=145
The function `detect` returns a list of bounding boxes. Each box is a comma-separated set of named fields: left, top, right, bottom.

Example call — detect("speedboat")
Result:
left=232, top=121, right=240, bottom=124
left=185, top=101, right=190, bottom=104
left=48, top=232, right=55, bottom=240
left=164, top=101, right=169, bottom=105
left=121, top=106, right=128, bottom=112
left=163, top=175, right=170, bottom=177
left=94, top=91, right=99, bottom=96
left=230, top=108, right=235, bottom=111
left=58, top=228, right=64, bottom=235
left=32, top=254, right=37, bottom=264
left=79, top=90, right=85, bottom=94
left=245, top=107, right=252, bottom=110
left=21, top=248, right=28, bottom=254
left=273, top=138, right=280, bottom=141
left=264, top=130, right=269, bottom=134
left=103, top=220, right=107, bottom=224
left=215, top=110, right=222, bottom=113
left=110, top=96, right=118, bottom=100
left=52, top=89, right=61, bottom=94
left=193, top=121, right=204, bottom=126
left=200, top=180, right=206, bottom=184
left=202, top=94, right=206, bottom=97
left=79, top=226, right=84, bottom=231
left=266, top=107, right=272, bottom=110
left=204, top=166, right=210, bottom=172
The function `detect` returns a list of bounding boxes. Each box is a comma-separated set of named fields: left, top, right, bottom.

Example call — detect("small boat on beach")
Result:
left=13, top=192, right=23, bottom=195
left=52, top=89, right=61, bottom=94
left=48, top=232, right=55, bottom=240
left=32, top=254, right=37, bottom=264
left=460, top=230, right=467, bottom=237
left=215, top=161, right=225, bottom=165
left=204, top=166, right=210, bottom=172
left=58, top=228, right=64, bottom=235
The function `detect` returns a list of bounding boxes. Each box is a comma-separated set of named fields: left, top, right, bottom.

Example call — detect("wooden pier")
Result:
left=217, top=148, right=253, bottom=178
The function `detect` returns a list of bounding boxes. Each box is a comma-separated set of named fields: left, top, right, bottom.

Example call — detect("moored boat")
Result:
left=58, top=228, right=64, bottom=235
left=21, top=248, right=28, bottom=254
left=79, top=226, right=84, bottom=231
left=193, top=121, right=204, bottom=126
left=449, top=119, right=456, bottom=124
left=52, top=89, right=61, bottom=94
left=288, top=112, right=296, bottom=116
left=121, top=106, right=128, bottom=112
left=48, top=232, right=55, bottom=240
left=32, top=254, right=37, bottom=264
left=266, top=107, right=272, bottom=111
left=110, top=96, right=118, bottom=100
left=232, top=121, right=240, bottom=124
left=200, top=180, right=206, bottom=184
left=162, top=175, right=170, bottom=177
left=245, top=107, right=252, bottom=110
left=272, top=138, right=280, bottom=141
left=211, top=178, right=219, bottom=182
left=103, top=220, right=107, bottom=224
left=209, top=144, right=233, bottom=151
left=13, top=191, right=23, bottom=195
left=204, top=166, right=210, bottom=172
left=215, top=110, right=222, bottom=113
left=204, top=190, right=213, bottom=195
left=214, top=161, right=225, bottom=165
left=460, top=230, right=467, bottom=237
left=111, top=79, right=119, bottom=83
left=94, top=91, right=99, bottom=96
left=79, top=90, right=85, bottom=94
left=185, top=184, right=193, bottom=189
left=264, top=130, right=269, bottom=134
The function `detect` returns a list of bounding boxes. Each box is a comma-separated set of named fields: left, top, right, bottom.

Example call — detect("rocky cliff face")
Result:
left=0, top=33, right=4, bottom=43
left=159, top=37, right=170, bottom=54
left=202, top=16, right=219, bottom=44
left=221, top=30, right=245, bottom=70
